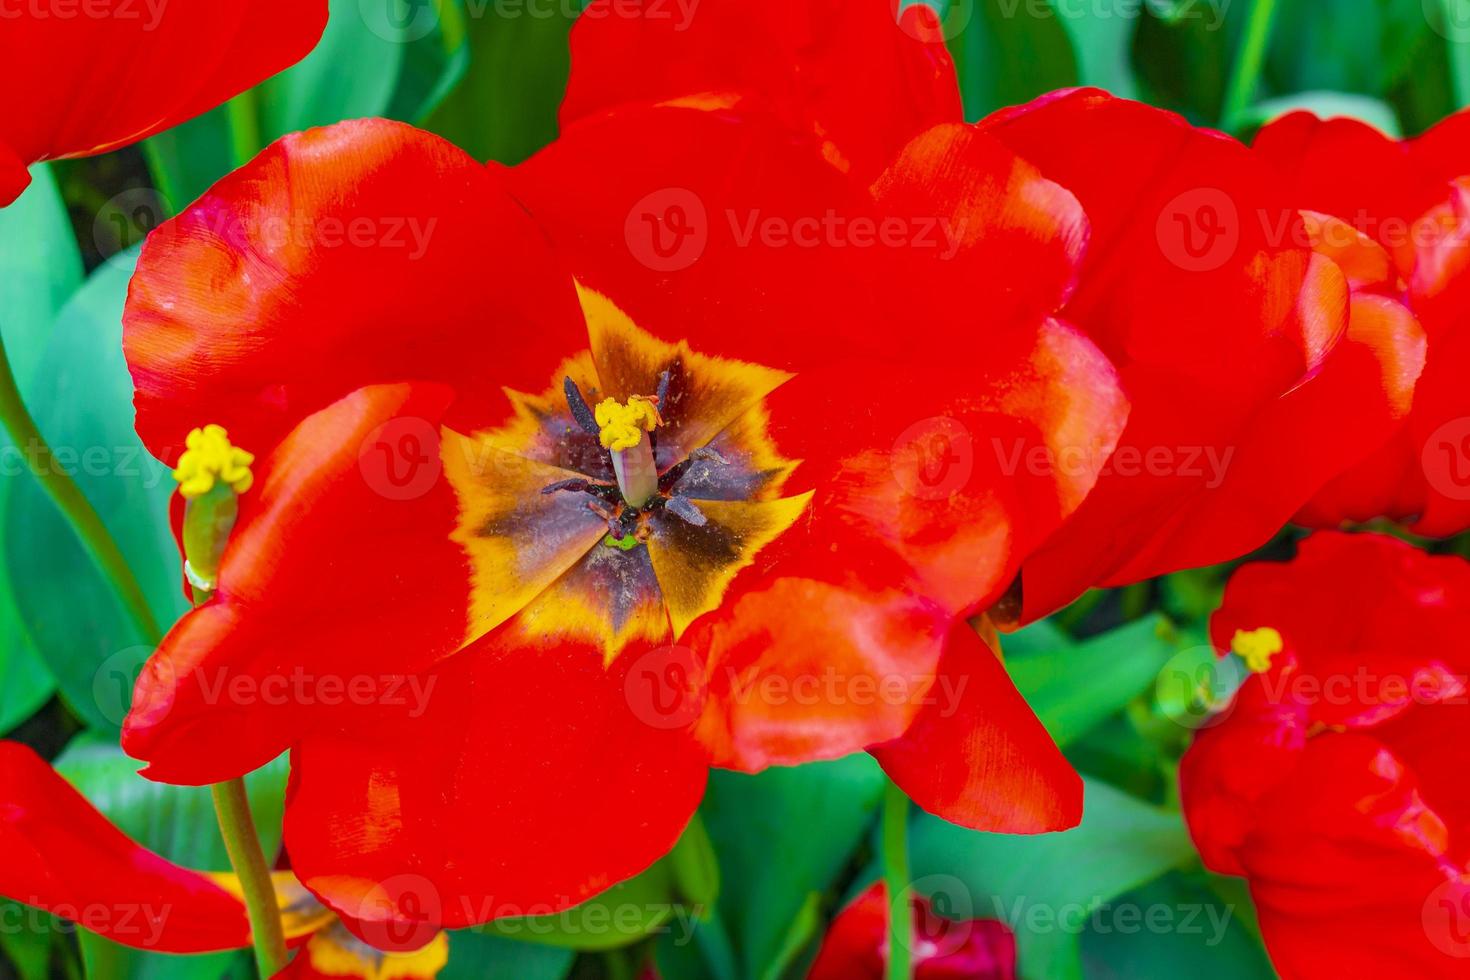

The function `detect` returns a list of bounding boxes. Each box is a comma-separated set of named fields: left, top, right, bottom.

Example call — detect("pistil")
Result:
left=595, top=395, right=663, bottom=507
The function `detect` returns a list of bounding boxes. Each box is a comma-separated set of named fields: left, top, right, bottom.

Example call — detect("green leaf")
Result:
left=0, top=901, right=56, bottom=980
left=1007, top=615, right=1180, bottom=747
left=1051, top=1, right=1140, bottom=97
left=948, top=0, right=1079, bottom=121
left=702, top=754, right=888, bottom=979
left=1131, top=0, right=1237, bottom=124
left=1078, top=871, right=1274, bottom=979
left=1, top=251, right=186, bottom=731
left=423, top=0, right=578, bottom=163
left=52, top=737, right=286, bottom=980
left=668, top=814, right=721, bottom=911
left=482, top=854, right=685, bottom=952
left=1266, top=0, right=1430, bottom=97
left=257, top=0, right=409, bottom=138
left=53, top=736, right=288, bottom=871
left=440, top=930, right=575, bottom=980
left=0, top=167, right=85, bottom=734
left=907, top=779, right=1197, bottom=979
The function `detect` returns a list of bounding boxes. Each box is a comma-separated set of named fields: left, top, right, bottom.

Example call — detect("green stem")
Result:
left=881, top=781, right=912, bottom=980
left=226, top=89, right=262, bottom=169
left=1220, top=0, right=1279, bottom=132
left=211, top=778, right=287, bottom=978
left=0, top=333, right=161, bottom=643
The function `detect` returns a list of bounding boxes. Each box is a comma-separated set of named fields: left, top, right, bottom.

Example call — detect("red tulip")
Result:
left=0, top=0, right=327, bottom=206
left=1179, top=532, right=1470, bottom=978
left=119, top=94, right=1121, bottom=946
left=808, top=881, right=1016, bottom=980
left=972, top=92, right=1422, bottom=621
left=0, top=741, right=445, bottom=977
left=551, top=5, right=1398, bottom=623
left=1253, top=111, right=1470, bottom=537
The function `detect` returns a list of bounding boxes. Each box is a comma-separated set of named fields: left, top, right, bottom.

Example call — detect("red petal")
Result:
left=983, top=91, right=1349, bottom=618
left=870, top=122, right=1088, bottom=337
left=0, top=0, right=326, bottom=201
left=870, top=621, right=1082, bottom=833
left=560, top=0, right=960, bottom=183
left=124, top=383, right=470, bottom=785
left=1231, top=736, right=1468, bottom=978
left=508, top=104, right=889, bottom=373
left=809, top=881, right=1018, bottom=980
left=0, top=742, right=248, bottom=953
left=125, top=118, right=584, bottom=464
left=284, top=634, right=707, bottom=950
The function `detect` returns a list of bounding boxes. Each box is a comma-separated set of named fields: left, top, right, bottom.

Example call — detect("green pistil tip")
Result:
left=604, top=533, right=642, bottom=551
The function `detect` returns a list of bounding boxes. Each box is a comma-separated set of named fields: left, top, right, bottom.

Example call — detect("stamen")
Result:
left=172, top=424, right=254, bottom=499
left=596, top=395, right=662, bottom=506
left=1231, top=627, right=1283, bottom=674
left=664, top=495, right=708, bottom=527
left=563, top=377, right=601, bottom=438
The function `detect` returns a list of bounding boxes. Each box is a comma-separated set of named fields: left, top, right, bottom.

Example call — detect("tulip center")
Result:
left=439, top=284, right=813, bottom=663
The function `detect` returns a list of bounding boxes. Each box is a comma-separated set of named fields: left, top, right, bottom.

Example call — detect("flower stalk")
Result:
left=881, top=780, right=912, bottom=980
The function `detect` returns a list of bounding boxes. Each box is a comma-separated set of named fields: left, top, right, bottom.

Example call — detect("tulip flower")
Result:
left=550, top=3, right=1408, bottom=624
left=0, top=0, right=327, bottom=206
left=0, top=741, right=445, bottom=977
left=1179, top=532, right=1470, bottom=978
left=808, top=881, right=1016, bottom=979
left=119, top=95, right=1124, bottom=944
left=1253, top=110, right=1470, bottom=537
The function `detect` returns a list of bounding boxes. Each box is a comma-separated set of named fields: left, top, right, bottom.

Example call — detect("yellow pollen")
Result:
left=171, top=424, right=255, bottom=499
left=595, top=395, right=661, bottom=452
left=1231, top=627, right=1283, bottom=674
